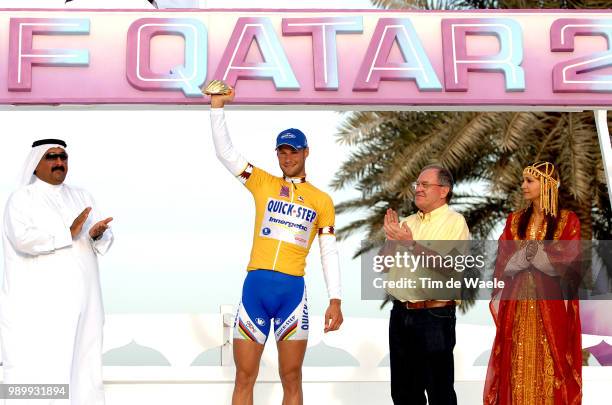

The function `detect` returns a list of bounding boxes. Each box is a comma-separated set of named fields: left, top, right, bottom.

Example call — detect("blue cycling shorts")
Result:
left=233, top=269, right=309, bottom=345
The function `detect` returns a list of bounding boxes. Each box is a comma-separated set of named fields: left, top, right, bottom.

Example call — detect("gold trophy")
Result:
left=203, top=80, right=232, bottom=95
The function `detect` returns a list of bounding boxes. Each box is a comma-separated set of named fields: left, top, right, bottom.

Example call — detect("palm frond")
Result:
left=497, top=112, right=543, bottom=152
left=554, top=113, right=599, bottom=205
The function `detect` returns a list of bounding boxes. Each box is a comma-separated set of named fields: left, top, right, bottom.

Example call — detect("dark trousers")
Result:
left=389, top=301, right=457, bottom=405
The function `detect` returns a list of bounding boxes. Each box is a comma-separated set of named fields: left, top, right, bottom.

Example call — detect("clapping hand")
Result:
left=70, top=207, right=91, bottom=238
left=89, top=217, right=113, bottom=240
left=383, top=208, right=413, bottom=241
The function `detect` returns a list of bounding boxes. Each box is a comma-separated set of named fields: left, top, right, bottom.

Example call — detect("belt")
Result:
left=394, top=300, right=455, bottom=310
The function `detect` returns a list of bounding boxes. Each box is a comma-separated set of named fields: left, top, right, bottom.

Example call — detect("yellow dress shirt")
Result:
left=386, top=204, right=470, bottom=302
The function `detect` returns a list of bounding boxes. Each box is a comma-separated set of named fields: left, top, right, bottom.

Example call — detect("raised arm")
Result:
left=209, top=90, right=249, bottom=176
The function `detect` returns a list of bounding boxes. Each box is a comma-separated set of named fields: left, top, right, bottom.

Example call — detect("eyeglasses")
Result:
left=411, top=181, right=445, bottom=190
left=44, top=152, right=68, bottom=161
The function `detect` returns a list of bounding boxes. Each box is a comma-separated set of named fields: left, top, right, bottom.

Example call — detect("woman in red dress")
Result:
left=484, top=162, right=582, bottom=405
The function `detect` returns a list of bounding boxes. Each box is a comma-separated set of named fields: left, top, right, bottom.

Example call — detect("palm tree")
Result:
left=334, top=1, right=612, bottom=245
left=333, top=1, right=612, bottom=310
left=334, top=111, right=611, bottom=242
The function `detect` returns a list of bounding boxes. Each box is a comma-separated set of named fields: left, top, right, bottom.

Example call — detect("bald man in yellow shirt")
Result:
left=383, top=164, right=469, bottom=405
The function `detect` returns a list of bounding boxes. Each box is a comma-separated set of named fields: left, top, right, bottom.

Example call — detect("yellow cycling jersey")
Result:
left=237, top=163, right=335, bottom=277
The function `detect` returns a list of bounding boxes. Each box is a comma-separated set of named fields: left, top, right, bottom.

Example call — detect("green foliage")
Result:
left=334, top=110, right=612, bottom=242
left=340, top=0, right=612, bottom=311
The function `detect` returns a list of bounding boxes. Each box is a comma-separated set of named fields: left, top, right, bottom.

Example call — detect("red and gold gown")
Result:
left=484, top=209, right=582, bottom=405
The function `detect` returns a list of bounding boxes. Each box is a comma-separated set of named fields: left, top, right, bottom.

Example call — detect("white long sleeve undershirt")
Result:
left=319, top=234, right=342, bottom=300
left=210, top=108, right=342, bottom=301
left=210, top=108, right=248, bottom=176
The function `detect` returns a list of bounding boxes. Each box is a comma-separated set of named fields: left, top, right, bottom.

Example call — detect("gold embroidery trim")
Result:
left=509, top=209, right=569, bottom=241
left=553, top=210, right=569, bottom=240
left=510, top=272, right=556, bottom=405
left=510, top=209, right=525, bottom=238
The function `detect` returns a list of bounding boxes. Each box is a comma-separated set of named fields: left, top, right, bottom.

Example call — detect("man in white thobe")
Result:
left=0, top=139, right=113, bottom=405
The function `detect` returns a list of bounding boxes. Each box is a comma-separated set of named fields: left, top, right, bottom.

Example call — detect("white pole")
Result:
left=594, top=110, right=612, bottom=211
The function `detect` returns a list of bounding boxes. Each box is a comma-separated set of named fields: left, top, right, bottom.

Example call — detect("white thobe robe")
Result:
left=0, top=178, right=113, bottom=405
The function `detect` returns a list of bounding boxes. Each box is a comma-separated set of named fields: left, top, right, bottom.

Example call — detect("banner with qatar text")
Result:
left=1, top=8, right=612, bottom=106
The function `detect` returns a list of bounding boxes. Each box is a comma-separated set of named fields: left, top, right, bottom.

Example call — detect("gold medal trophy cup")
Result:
left=203, top=80, right=232, bottom=96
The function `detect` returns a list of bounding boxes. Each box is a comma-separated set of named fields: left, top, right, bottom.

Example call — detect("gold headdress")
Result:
left=523, top=161, right=559, bottom=217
